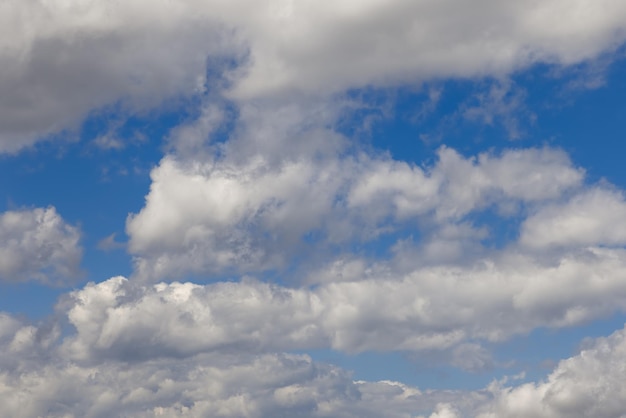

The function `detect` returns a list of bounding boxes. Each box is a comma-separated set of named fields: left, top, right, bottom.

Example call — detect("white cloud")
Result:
left=3, top=0, right=626, bottom=150
left=3, top=223, right=626, bottom=418
left=5, top=2, right=626, bottom=415
left=1, top=297, right=625, bottom=418
left=520, top=187, right=626, bottom=249
left=427, top=404, right=461, bottom=418
left=166, top=103, right=227, bottom=158
left=0, top=309, right=482, bottom=418
left=227, top=0, right=626, bottom=99
left=60, top=243, right=626, bottom=362
left=127, top=137, right=582, bottom=280
left=477, top=323, right=626, bottom=418
left=3, top=2, right=626, bottom=418
left=4, top=300, right=626, bottom=417
left=0, top=312, right=23, bottom=348
left=0, top=207, right=82, bottom=284
left=61, top=276, right=324, bottom=362
left=0, top=350, right=349, bottom=417
left=349, top=145, right=583, bottom=221
left=0, top=350, right=480, bottom=418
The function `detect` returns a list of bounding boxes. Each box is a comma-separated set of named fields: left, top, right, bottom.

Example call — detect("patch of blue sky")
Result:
left=463, top=207, right=524, bottom=250
left=528, top=60, right=626, bottom=188
left=0, top=282, right=69, bottom=320
left=345, top=55, right=626, bottom=175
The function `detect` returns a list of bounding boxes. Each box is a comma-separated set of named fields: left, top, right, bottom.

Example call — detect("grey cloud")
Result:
left=450, top=343, right=496, bottom=373
left=0, top=207, right=82, bottom=284
left=3, top=306, right=626, bottom=417
left=0, top=311, right=482, bottom=418
left=4, top=0, right=626, bottom=151
left=0, top=0, right=232, bottom=153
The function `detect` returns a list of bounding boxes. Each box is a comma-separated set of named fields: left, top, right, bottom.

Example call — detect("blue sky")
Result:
left=2, top=1, right=626, bottom=417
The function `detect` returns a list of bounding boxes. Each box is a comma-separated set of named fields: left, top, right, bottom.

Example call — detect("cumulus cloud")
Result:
left=0, top=207, right=82, bottom=284
left=3, top=301, right=626, bottom=417
left=0, top=309, right=483, bottom=418
left=127, top=138, right=582, bottom=280
left=477, top=324, right=626, bottom=418
left=226, top=0, right=626, bottom=98
left=520, top=187, right=626, bottom=249
left=60, top=243, right=626, bottom=362
left=0, top=352, right=483, bottom=418
left=3, top=0, right=626, bottom=150
left=0, top=352, right=353, bottom=418
left=6, top=2, right=626, bottom=416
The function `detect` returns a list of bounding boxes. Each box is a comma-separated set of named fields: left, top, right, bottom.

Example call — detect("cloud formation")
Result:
left=520, top=187, right=626, bottom=249
left=3, top=0, right=626, bottom=151
left=127, top=137, right=583, bottom=280
left=4, top=1, right=626, bottom=417
left=2, top=303, right=626, bottom=417
left=61, top=244, right=626, bottom=362
left=0, top=310, right=481, bottom=418
left=0, top=207, right=82, bottom=284
left=477, top=324, right=626, bottom=417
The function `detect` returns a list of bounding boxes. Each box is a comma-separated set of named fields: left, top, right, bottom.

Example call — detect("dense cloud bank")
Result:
left=3, top=0, right=626, bottom=150
left=2, top=304, right=626, bottom=417
left=62, top=248, right=626, bottom=361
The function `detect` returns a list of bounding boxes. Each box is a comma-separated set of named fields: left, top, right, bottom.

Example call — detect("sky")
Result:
left=1, top=1, right=626, bottom=417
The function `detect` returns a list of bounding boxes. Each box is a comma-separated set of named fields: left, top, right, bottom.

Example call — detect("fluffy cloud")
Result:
left=5, top=2, right=626, bottom=416
left=127, top=141, right=582, bottom=280
left=4, top=0, right=626, bottom=150
left=60, top=243, right=626, bottom=363
left=0, top=309, right=482, bottom=418
left=3, top=302, right=626, bottom=417
left=477, top=324, right=626, bottom=418
left=228, top=0, right=626, bottom=98
left=2, top=354, right=484, bottom=418
left=61, top=276, right=324, bottom=362
left=0, top=351, right=419, bottom=418
left=348, top=145, right=583, bottom=221
left=520, top=187, right=626, bottom=249
left=0, top=207, right=82, bottom=284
